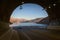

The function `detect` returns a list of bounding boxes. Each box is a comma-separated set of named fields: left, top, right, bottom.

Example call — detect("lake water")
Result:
left=10, top=22, right=48, bottom=28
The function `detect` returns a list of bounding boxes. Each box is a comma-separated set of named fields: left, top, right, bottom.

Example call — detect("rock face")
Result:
left=26, top=17, right=49, bottom=24
left=35, top=17, right=49, bottom=24
left=28, top=18, right=43, bottom=23
left=23, top=17, right=49, bottom=24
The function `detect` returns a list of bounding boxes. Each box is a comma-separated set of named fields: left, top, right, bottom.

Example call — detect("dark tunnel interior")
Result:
left=0, top=0, right=60, bottom=40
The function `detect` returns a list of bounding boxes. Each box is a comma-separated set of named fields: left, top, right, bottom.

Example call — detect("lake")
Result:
left=10, top=22, right=48, bottom=29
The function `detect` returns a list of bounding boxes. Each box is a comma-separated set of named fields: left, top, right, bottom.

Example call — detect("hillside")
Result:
left=10, top=17, right=49, bottom=24
left=36, top=17, right=49, bottom=24
left=10, top=17, right=27, bottom=23
left=24, top=17, right=49, bottom=24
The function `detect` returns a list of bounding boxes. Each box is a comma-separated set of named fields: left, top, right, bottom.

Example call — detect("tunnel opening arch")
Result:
left=1, top=0, right=59, bottom=26
left=9, top=2, right=50, bottom=23
left=9, top=2, right=49, bottom=27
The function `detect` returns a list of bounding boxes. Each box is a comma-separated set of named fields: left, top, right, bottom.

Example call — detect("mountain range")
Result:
left=10, top=17, right=27, bottom=23
left=10, top=17, right=49, bottom=24
left=23, top=17, right=49, bottom=24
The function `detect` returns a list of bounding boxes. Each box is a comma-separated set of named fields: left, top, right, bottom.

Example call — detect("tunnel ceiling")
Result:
left=0, top=0, right=60, bottom=22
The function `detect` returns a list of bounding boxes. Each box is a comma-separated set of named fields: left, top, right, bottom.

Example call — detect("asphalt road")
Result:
left=0, top=28, right=60, bottom=40
left=15, top=28, right=60, bottom=40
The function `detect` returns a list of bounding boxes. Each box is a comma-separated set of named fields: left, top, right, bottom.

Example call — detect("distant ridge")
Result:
left=10, top=17, right=27, bottom=23
left=10, top=17, right=49, bottom=24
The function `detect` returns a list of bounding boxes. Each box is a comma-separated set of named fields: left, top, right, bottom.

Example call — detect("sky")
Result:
left=11, top=3, right=48, bottom=20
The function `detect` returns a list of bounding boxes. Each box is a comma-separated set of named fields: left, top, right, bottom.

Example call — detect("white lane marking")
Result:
left=0, top=29, right=11, bottom=39
left=9, top=29, right=15, bottom=40
left=22, top=31, right=32, bottom=40
left=13, top=30, right=20, bottom=40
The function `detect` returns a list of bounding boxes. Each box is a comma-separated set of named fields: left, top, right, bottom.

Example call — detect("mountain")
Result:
left=23, top=17, right=49, bottom=24
left=36, top=17, right=49, bottom=24
left=10, top=17, right=27, bottom=23
left=10, top=17, right=49, bottom=24
left=28, top=18, right=43, bottom=23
